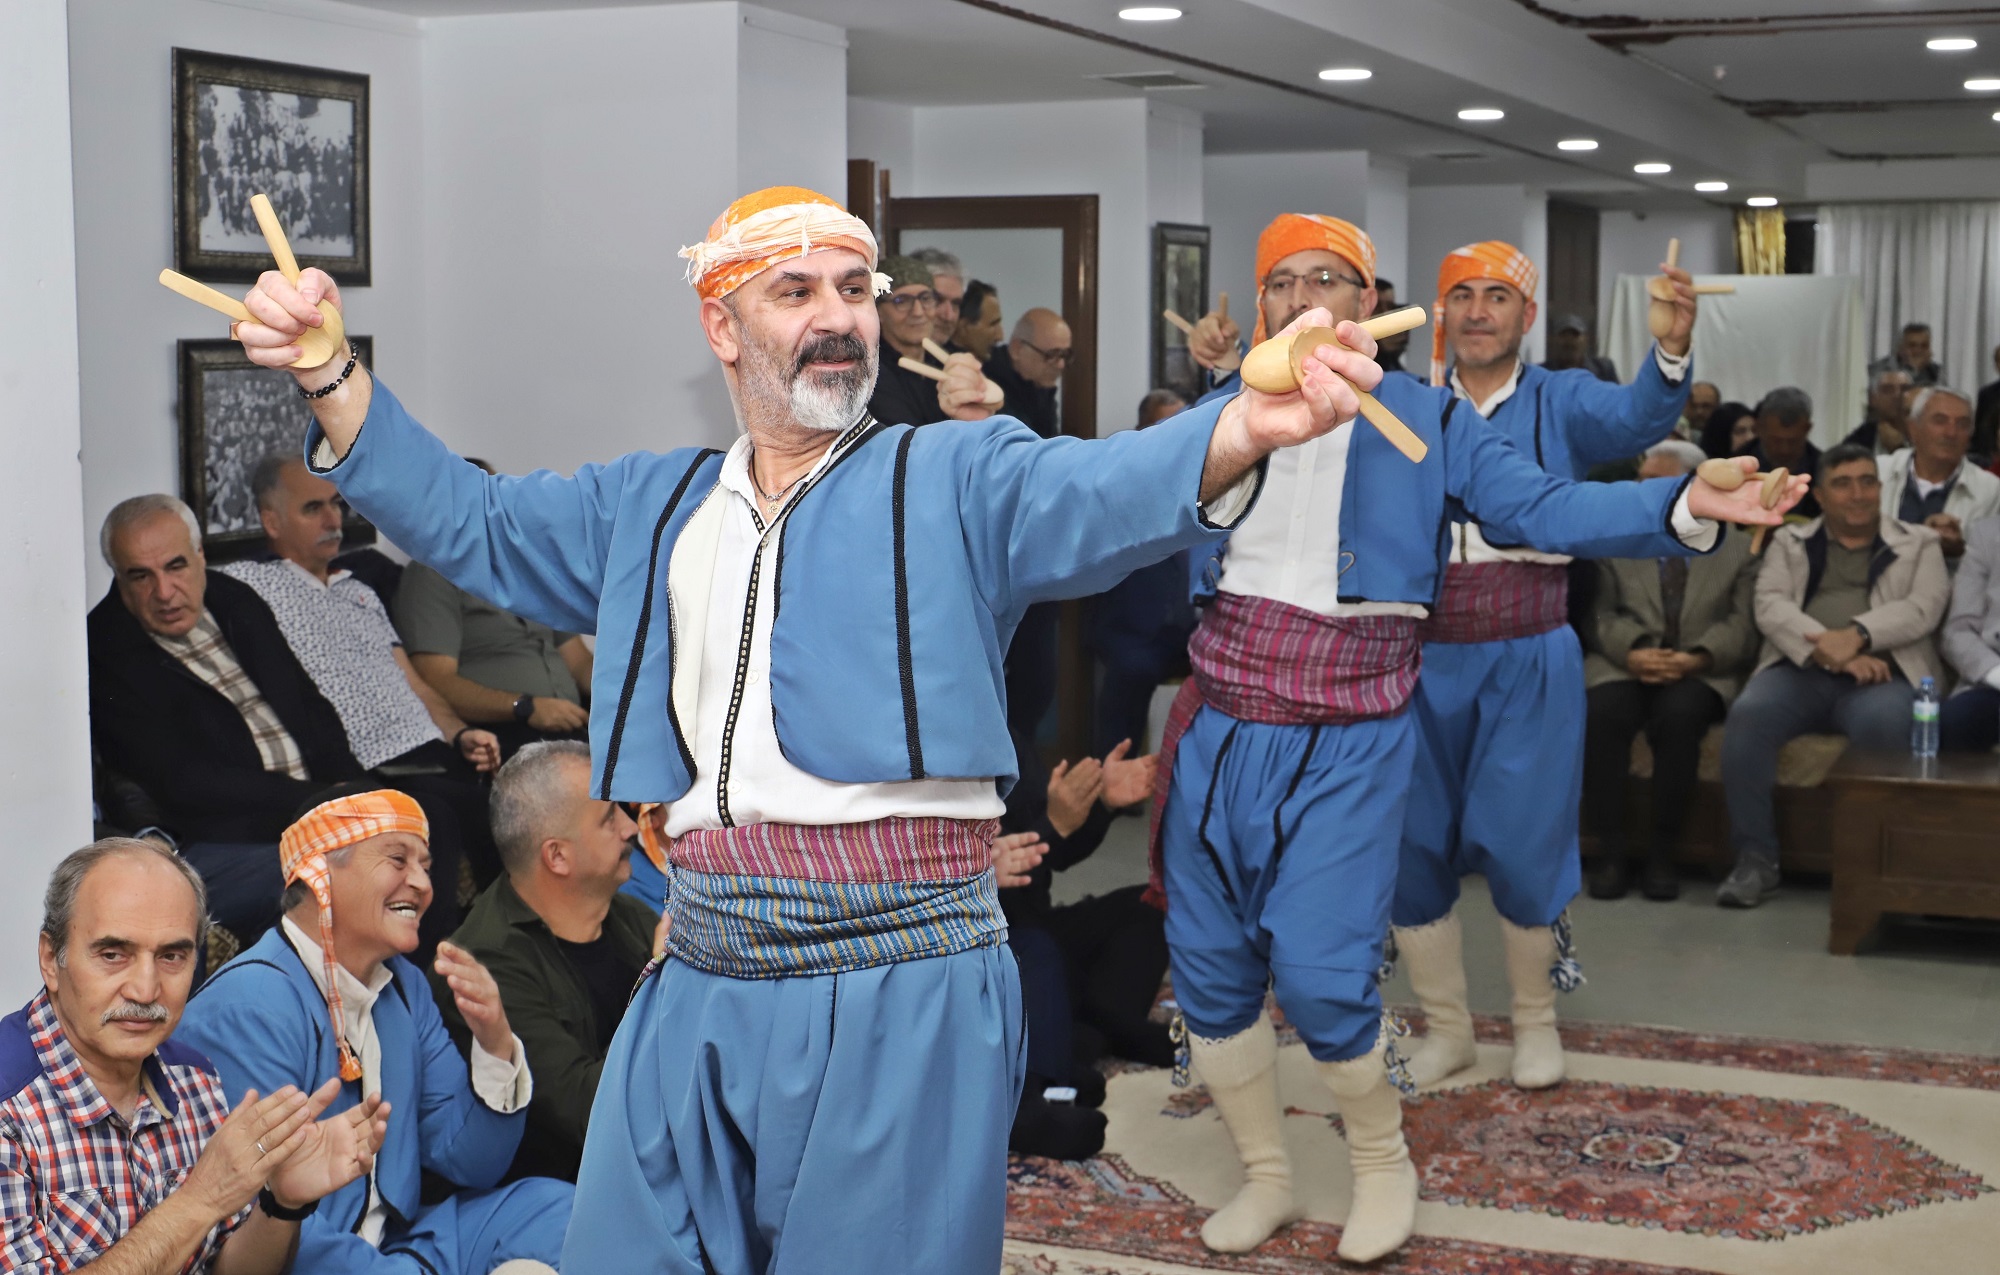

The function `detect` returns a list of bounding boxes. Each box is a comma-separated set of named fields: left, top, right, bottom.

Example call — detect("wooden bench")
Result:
left=1827, top=750, right=2000, bottom=954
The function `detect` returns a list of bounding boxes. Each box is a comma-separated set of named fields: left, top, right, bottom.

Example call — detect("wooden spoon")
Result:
left=921, top=337, right=1005, bottom=406
left=249, top=192, right=346, bottom=369
left=1238, top=306, right=1432, bottom=463
left=1749, top=466, right=1789, bottom=554
left=1647, top=237, right=1735, bottom=337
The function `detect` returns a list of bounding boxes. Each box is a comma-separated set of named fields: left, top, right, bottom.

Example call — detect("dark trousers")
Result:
left=1038, top=885, right=1174, bottom=1068
left=1093, top=667, right=1162, bottom=757
left=180, top=841, right=286, bottom=949
left=1583, top=677, right=1726, bottom=859
left=1941, top=683, right=2000, bottom=752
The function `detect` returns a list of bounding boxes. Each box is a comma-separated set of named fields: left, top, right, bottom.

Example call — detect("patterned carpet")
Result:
left=1003, top=1013, right=2000, bottom=1274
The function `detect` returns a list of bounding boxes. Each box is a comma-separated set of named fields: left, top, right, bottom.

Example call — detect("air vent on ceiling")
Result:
left=1428, top=151, right=1491, bottom=162
left=1097, top=71, right=1206, bottom=91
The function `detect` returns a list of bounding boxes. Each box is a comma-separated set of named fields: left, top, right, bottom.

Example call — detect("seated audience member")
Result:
left=865, top=254, right=991, bottom=427
left=1739, top=387, right=1823, bottom=518
left=1584, top=442, right=1760, bottom=901
left=953, top=279, right=1004, bottom=363
left=1939, top=516, right=2000, bottom=750
left=999, top=734, right=1162, bottom=1161
left=89, top=494, right=365, bottom=944
left=1877, top=386, right=1999, bottom=561
left=177, top=789, right=572, bottom=1274
left=1697, top=401, right=1755, bottom=459
left=1088, top=390, right=1196, bottom=755
left=1843, top=367, right=1913, bottom=455
left=3, top=838, right=388, bottom=1273
left=1371, top=278, right=1409, bottom=373
left=985, top=308, right=1071, bottom=439
left=435, top=743, right=657, bottom=1183
left=225, top=455, right=503, bottom=899
left=907, top=246, right=965, bottom=350
left=1680, top=380, right=1721, bottom=443
left=396, top=462, right=592, bottom=759
left=1542, top=314, right=1618, bottom=383
left=1869, top=321, right=1942, bottom=387
left=1717, top=445, right=1949, bottom=907
left=1977, top=343, right=2000, bottom=460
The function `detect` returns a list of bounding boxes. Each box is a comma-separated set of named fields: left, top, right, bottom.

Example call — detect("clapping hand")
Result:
left=992, top=831, right=1048, bottom=888
left=435, top=942, right=514, bottom=1063
left=1047, top=756, right=1105, bottom=838
left=265, top=1079, right=391, bottom=1211
left=1099, top=739, right=1157, bottom=810
left=180, top=1087, right=314, bottom=1223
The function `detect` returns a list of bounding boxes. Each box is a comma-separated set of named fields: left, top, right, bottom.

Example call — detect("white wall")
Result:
left=848, top=96, right=915, bottom=191
left=3, top=0, right=93, bottom=1004
left=67, top=0, right=429, bottom=601
left=1409, top=183, right=1549, bottom=363
left=1202, top=151, right=1372, bottom=327
left=1366, top=160, right=1410, bottom=298
left=423, top=3, right=846, bottom=473
left=1596, top=208, right=1735, bottom=334
left=1808, top=158, right=2000, bottom=203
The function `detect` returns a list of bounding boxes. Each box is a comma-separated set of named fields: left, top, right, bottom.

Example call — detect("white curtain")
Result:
left=1815, top=201, right=2000, bottom=398
left=1605, top=273, right=1867, bottom=446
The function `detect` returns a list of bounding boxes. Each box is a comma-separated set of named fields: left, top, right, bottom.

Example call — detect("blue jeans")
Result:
left=1722, top=661, right=1914, bottom=868
left=1941, top=683, right=2000, bottom=752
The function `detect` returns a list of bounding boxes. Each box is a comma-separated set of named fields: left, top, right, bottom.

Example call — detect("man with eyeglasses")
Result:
left=865, top=253, right=994, bottom=428
left=985, top=308, right=1072, bottom=441
left=908, top=246, right=966, bottom=351
left=1390, top=240, right=1699, bottom=1104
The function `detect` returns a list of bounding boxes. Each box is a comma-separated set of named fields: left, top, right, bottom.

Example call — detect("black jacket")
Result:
left=984, top=345, right=1059, bottom=439
left=866, top=338, right=952, bottom=427
left=87, top=572, right=362, bottom=843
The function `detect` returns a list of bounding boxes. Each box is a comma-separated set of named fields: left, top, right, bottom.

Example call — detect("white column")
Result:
left=0, top=0, right=93, bottom=1005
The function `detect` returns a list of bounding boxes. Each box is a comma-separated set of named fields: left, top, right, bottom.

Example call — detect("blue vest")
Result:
left=1472, top=355, right=1690, bottom=482
left=310, top=383, right=1242, bottom=801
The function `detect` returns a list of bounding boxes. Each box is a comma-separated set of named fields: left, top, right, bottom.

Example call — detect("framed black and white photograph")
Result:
left=1151, top=222, right=1211, bottom=402
left=174, top=49, right=370, bottom=284
left=178, top=337, right=375, bottom=559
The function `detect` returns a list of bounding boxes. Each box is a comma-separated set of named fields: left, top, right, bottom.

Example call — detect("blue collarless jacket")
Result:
left=1188, top=368, right=1704, bottom=608
left=308, top=383, right=1248, bottom=801
left=1473, top=351, right=1691, bottom=481
left=174, top=929, right=527, bottom=1270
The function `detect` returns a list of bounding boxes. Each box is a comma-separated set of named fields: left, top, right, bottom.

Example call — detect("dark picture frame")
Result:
left=1151, top=222, right=1211, bottom=402
left=177, top=337, right=376, bottom=561
left=174, top=49, right=371, bottom=285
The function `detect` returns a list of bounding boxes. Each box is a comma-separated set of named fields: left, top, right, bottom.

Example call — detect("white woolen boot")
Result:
left=1391, top=913, right=1477, bottom=1088
left=1318, top=1045, right=1419, bottom=1264
left=1499, top=917, right=1566, bottom=1089
left=1189, top=1014, right=1302, bottom=1253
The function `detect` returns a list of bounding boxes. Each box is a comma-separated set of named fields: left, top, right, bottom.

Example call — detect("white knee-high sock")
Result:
left=1499, top=917, right=1565, bottom=1089
left=1392, top=913, right=1478, bottom=1088
left=1317, top=1044, right=1419, bottom=1264
left=1188, top=1014, right=1302, bottom=1253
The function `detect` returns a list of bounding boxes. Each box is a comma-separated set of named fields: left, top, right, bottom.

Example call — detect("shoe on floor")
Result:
left=1640, top=855, right=1681, bottom=902
left=1587, top=856, right=1630, bottom=900
left=1715, top=860, right=1780, bottom=908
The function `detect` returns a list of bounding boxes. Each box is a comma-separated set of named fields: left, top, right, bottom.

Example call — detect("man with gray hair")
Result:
left=1875, top=385, right=1999, bottom=560
left=907, top=245, right=965, bottom=350
left=433, top=741, right=658, bottom=1182
left=1741, top=386, right=1822, bottom=518
left=1843, top=366, right=1914, bottom=456
left=2, top=838, right=388, bottom=1272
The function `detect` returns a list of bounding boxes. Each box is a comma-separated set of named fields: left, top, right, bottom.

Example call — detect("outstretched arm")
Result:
left=1199, top=309, right=1381, bottom=500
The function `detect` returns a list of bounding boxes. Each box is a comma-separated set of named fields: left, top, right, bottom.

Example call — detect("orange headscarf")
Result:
left=678, top=186, right=890, bottom=302
left=280, top=790, right=429, bottom=1082
left=1432, top=240, right=1540, bottom=386
left=1251, top=214, right=1378, bottom=343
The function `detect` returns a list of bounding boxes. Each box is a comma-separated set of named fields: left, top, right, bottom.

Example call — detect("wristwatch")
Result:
left=1852, top=621, right=1873, bottom=652
left=258, top=1186, right=317, bottom=1221
left=512, top=694, right=535, bottom=723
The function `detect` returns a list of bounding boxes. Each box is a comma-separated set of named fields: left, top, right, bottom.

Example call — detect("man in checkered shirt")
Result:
left=1, top=838, right=387, bottom=1272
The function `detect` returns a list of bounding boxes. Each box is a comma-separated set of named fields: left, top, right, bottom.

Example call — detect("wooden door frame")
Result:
left=887, top=194, right=1100, bottom=442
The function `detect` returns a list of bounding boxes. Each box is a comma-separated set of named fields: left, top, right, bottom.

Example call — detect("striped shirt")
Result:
left=151, top=611, right=309, bottom=781
left=0, top=991, right=243, bottom=1273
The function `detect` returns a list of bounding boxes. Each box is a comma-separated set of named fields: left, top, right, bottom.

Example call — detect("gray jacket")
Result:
left=1753, top=515, right=1950, bottom=686
left=1941, top=515, right=2000, bottom=691
left=1585, top=531, right=1761, bottom=704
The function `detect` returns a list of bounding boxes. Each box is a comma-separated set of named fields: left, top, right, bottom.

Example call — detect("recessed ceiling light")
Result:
left=1695, top=180, right=1730, bottom=192
left=1117, top=6, right=1181, bottom=19
left=1929, top=37, right=1978, bottom=52
left=1318, top=67, right=1372, bottom=82
left=1633, top=162, right=1673, bottom=174
left=1967, top=78, right=2000, bottom=90
left=1458, top=108, right=1505, bottom=121
left=1556, top=138, right=1598, bottom=151
left=1746, top=196, right=1779, bottom=207
left=1993, top=110, right=2000, bottom=121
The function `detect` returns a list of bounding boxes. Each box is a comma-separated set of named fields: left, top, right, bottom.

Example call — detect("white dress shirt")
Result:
left=281, top=919, right=530, bottom=1246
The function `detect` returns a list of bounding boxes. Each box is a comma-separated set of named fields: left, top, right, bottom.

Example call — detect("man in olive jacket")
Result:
left=434, top=741, right=659, bottom=1182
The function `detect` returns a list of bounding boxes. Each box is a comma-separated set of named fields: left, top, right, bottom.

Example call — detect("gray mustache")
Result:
left=794, top=334, right=868, bottom=375
left=103, top=1001, right=169, bottom=1025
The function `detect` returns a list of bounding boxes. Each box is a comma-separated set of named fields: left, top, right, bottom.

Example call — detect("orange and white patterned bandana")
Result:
left=280, top=790, right=429, bottom=1082
left=1252, top=214, right=1378, bottom=344
left=1432, top=240, right=1540, bottom=386
left=678, top=186, right=890, bottom=302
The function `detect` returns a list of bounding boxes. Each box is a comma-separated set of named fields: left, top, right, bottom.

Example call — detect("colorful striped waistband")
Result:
left=1419, top=561, right=1569, bottom=645
left=664, top=868, right=1006, bottom=979
left=671, top=816, right=998, bottom=883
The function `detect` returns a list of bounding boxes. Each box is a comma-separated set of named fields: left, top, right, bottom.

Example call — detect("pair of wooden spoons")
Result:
left=896, top=337, right=1006, bottom=408
left=1647, top=237, right=1736, bottom=339
left=1696, top=456, right=1789, bottom=553
left=159, top=193, right=345, bottom=369
left=1231, top=305, right=1433, bottom=462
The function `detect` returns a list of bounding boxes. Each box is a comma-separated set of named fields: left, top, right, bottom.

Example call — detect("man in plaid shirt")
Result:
left=1, top=838, right=388, bottom=1272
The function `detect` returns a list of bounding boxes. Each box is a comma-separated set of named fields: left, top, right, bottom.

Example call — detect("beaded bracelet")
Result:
left=298, top=346, right=360, bottom=400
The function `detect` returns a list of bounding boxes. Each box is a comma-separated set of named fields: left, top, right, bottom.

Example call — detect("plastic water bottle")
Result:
left=1912, top=676, right=1940, bottom=759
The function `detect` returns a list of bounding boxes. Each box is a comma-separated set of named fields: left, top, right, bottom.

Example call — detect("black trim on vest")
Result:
left=891, top=429, right=926, bottom=779
left=601, top=449, right=721, bottom=799
left=1531, top=379, right=1546, bottom=470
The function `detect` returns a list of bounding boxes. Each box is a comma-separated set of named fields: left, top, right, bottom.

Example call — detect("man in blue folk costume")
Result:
left=221, top=184, right=1408, bottom=1274
left=1391, top=242, right=1698, bottom=1099
left=1159, top=216, right=1764, bottom=1263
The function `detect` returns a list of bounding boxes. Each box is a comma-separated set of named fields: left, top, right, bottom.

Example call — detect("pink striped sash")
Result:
left=671, top=816, right=997, bottom=884
left=1419, top=561, right=1568, bottom=645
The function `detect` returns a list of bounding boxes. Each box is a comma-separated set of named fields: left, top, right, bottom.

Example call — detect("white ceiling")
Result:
left=340, top=0, right=2000, bottom=203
